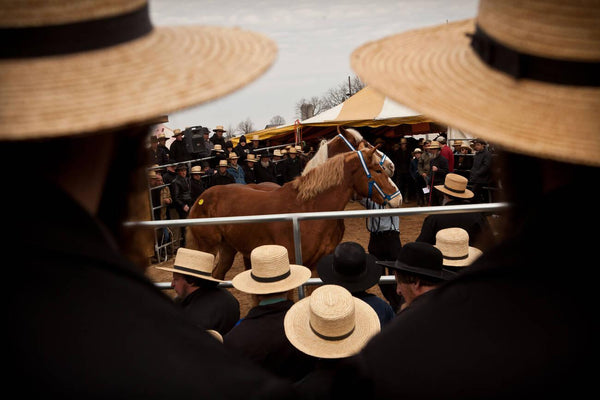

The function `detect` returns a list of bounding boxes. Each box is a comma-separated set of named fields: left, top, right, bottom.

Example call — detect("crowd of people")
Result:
left=8, top=0, right=595, bottom=398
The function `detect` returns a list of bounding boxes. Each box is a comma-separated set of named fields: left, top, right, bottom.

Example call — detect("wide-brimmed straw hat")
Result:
left=190, top=166, right=203, bottom=174
left=435, top=228, right=482, bottom=268
left=155, top=248, right=223, bottom=283
left=284, top=284, right=380, bottom=359
left=252, top=134, right=260, bottom=141
left=434, top=173, right=474, bottom=199
left=232, top=245, right=311, bottom=295
left=428, top=141, right=441, bottom=150
left=213, top=125, right=227, bottom=133
left=378, top=242, right=456, bottom=281
left=218, top=159, right=228, bottom=167
left=0, top=0, right=277, bottom=141
left=351, top=0, right=600, bottom=167
left=212, top=144, right=224, bottom=153
left=246, top=153, right=259, bottom=162
left=172, top=129, right=183, bottom=137
left=228, top=152, right=239, bottom=160
left=317, top=242, right=382, bottom=293
left=273, top=149, right=282, bottom=157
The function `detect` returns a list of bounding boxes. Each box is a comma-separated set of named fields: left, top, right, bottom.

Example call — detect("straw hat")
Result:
left=0, top=0, right=277, bottom=140
left=228, top=152, right=239, bottom=160
left=155, top=248, right=223, bottom=283
left=232, top=245, right=311, bottom=295
left=213, top=144, right=224, bottom=152
left=157, top=133, right=168, bottom=140
left=428, top=141, right=441, bottom=150
left=453, top=140, right=463, bottom=147
left=351, top=0, right=600, bottom=167
left=378, top=242, right=456, bottom=281
left=413, top=148, right=422, bottom=154
left=316, top=242, right=382, bottom=293
left=288, top=147, right=297, bottom=154
left=213, top=126, right=227, bottom=133
left=246, top=153, right=259, bottom=163
left=147, top=170, right=158, bottom=179
left=206, top=329, right=223, bottom=343
left=434, top=228, right=482, bottom=268
left=273, top=149, right=283, bottom=157
left=218, top=159, right=228, bottom=167
left=283, top=284, right=380, bottom=359
left=172, top=129, right=183, bottom=137
left=434, top=173, right=474, bottom=199
left=252, top=135, right=260, bottom=141
left=190, top=166, right=203, bottom=174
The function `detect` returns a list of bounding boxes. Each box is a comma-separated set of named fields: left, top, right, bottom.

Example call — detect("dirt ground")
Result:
left=144, top=200, right=428, bottom=317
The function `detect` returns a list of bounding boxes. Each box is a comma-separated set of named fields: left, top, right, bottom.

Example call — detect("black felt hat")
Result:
left=377, top=242, right=456, bottom=281
left=317, top=242, right=382, bottom=293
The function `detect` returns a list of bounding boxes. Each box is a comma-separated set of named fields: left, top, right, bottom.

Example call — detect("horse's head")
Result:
left=340, top=127, right=395, bottom=178
left=349, top=147, right=402, bottom=208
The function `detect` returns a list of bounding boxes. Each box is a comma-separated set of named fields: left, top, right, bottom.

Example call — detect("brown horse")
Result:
left=186, top=147, right=402, bottom=280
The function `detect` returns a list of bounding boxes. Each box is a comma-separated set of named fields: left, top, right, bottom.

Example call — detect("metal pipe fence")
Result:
left=126, top=202, right=510, bottom=299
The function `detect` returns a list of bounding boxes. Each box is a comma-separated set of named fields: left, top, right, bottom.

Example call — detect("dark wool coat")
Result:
left=415, top=199, right=495, bottom=248
left=224, top=300, right=316, bottom=382
left=7, top=180, right=298, bottom=399
left=323, top=183, right=593, bottom=399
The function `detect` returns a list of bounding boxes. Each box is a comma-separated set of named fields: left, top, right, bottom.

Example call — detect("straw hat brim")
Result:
left=1, top=26, right=277, bottom=140
left=434, top=184, right=474, bottom=199
left=437, top=246, right=483, bottom=267
left=351, top=19, right=600, bottom=167
left=231, top=265, right=312, bottom=295
left=154, top=265, right=224, bottom=283
left=284, top=296, right=380, bottom=359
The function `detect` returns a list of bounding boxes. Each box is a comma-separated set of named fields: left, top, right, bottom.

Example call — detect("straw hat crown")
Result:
left=155, top=248, right=223, bottom=282
left=0, top=0, right=277, bottom=140
left=435, top=228, right=483, bottom=267
left=284, top=285, right=380, bottom=359
left=190, top=166, right=203, bottom=174
left=435, top=173, right=474, bottom=199
left=232, top=245, right=311, bottom=295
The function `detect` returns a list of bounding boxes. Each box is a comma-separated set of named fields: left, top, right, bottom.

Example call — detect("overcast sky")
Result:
left=151, top=0, right=478, bottom=134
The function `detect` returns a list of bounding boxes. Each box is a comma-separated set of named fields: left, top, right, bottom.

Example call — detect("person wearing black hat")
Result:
left=234, top=134, right=250, bottom=162
left=171, top=164, right=193, bottom=246
left=468, top=138, right=493, bottom=204
left=317, top=242, right=395, bottom=327
left=377, top=242, right=456, bottom=309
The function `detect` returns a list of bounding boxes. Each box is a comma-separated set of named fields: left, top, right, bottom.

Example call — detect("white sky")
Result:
left=151, top=0, right=478, bottom=134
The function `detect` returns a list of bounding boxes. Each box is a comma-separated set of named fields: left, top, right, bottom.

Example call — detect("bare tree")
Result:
left=225, top=124, right=237, bottom=140
left=294, top=75, right=364, bottom=119
left=237, top=118, right=255, bottom=135
left=295, top=96, right=325, bottom=120
left=269, top=115, right=286, bottom=126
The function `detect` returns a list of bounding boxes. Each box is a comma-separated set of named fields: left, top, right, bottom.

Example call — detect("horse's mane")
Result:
left=291, top=152, right=346, bottom=201
left=302, top=129, right=365, bottom=176
left=302, top=139, right=329, bottom=175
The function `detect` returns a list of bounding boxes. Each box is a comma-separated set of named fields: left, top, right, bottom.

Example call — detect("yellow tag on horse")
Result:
left=198, top=199, right=204, bottom=205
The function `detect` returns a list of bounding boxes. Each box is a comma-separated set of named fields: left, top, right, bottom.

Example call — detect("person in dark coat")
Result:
left=242, top=153, right=259, bottom=184
left=210, top=159, right=235, bottom=186
left=225, top=245, right=315, bottom=383
left=255, top=151, right=278, bottom=184
left=320, top=1, right=597, bottom=398
left=157, top=132, right=171, bottom=165
left=168, top=129, right=190, bottom=163
left=427, top=140, right=449, bottom=206
left=282, top=147, right=303, bottom=183
left=469, top=138, right=493, bottom=203
left=234, top=134, right=251, bottom=163
left=189, top=165, right=206, bottom=201
left=156, top=248, right=240, bottom=335
left=416, top=173, right=495, bottom=250
left=209, top=125, right=227, bottom=148
left=316, top=242, right=395, bottom=326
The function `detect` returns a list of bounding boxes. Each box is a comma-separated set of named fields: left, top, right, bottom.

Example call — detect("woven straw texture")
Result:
left=284, top=285, right=380, bottom=359
left=351, top=0, right=600, bottom=166
left=1, top=1, right=277, bottom=139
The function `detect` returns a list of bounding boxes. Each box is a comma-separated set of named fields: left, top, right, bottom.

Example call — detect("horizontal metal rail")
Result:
left=128, top=202, right=510, bottom=298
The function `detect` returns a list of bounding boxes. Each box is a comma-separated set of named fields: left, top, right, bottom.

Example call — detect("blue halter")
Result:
left=355, top=149, right=402, bottom=205
left=337, top=133, right=389, bottom=170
